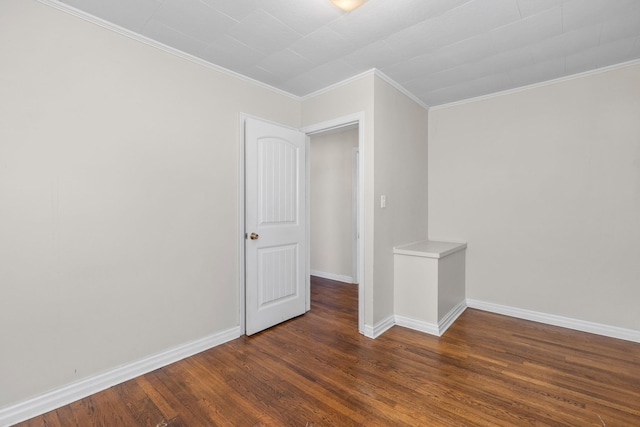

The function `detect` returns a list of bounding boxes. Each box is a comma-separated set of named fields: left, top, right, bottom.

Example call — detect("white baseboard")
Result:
left=0, top=326, right=241, bottom=427
left=362, top=324, right=375, bottom=338
left=360, top=297, right=640, bottom=345
left=394, top=316, right=439, bottom=336
left=310, top=270, right=354, bottom=284
left=437, top=301, right=468, bottom=336
left=466, top=299, right=640, bottom=344
left=9, top=300, right=636, bottom=426
left=394, top=300, right=467, bottom=337
left=363, top=315, right=395, bottom=339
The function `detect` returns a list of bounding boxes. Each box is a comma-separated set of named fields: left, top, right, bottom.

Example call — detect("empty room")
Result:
left=1, top=0, right=639, bottom=425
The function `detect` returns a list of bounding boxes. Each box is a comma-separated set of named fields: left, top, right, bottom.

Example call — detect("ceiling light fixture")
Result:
left=329, top=0, right=368, bottom=12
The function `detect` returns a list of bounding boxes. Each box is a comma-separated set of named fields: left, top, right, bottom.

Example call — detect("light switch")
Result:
left=381, top=195, right=386, bottom=208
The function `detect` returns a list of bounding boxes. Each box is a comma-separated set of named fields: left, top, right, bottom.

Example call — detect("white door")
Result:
left=245, top=117, right=307, bottom=335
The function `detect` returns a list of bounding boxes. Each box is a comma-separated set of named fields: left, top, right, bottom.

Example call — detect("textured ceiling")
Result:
left=54, top=0, right=640, bottom=106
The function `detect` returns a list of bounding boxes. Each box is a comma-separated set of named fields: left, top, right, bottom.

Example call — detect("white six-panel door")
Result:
left=245, top=118, right=307, bottom=335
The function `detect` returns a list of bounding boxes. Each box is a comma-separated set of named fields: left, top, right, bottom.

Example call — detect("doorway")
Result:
left=240, top=113, right=365, bottom=335
left=309, top=125, right=359, bottom=285
left=302, top=113, right=365, bottom=334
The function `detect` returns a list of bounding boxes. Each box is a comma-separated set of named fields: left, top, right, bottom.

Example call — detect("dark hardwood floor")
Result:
left=18, top=276, right=640, bottom=426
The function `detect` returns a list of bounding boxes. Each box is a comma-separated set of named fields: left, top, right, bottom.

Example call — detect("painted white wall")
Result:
left=437, top=251, right=466, bottom=319
left=0, top=0, right=300, bottom=409
left=302, top=76, right=376, bottom=326
left=310, top=128, right=358, bottom=281
left=428, top=63, right=640, bottom=331
left=372, top=78, right=430, bottom=324
left=303, top=77, right=429, bottom=329
left=394, top=254, right=439, bottom=324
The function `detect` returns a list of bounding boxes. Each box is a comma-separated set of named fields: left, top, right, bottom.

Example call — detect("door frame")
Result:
left=352, top=146, right=359, bottom=285
left=302, top=112, right=365, bottom=335
left=239, top=112, right=366, bottom=335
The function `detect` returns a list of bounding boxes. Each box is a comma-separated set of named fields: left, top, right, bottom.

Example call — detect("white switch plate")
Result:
left=381, top=195, right=386, bottom=208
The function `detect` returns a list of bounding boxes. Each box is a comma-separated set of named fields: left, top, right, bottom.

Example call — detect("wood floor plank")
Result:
left=143, top=367, right=219, bottom=426
left=15, top=276, right=640, bottom=426
left=134, top=375, right=181, bottom=423
left=19, top=410, right=64, bottom=427
left=111, top=378, right=166, bottom=426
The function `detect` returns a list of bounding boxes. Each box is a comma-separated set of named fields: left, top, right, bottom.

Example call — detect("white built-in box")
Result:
left=393, top=240, right=467, bottom=336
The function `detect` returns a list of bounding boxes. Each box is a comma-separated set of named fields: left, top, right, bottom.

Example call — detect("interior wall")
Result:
left=302, top=75, right=430, bottom=328
left=310, top=128, right=359, bottom=281
left=428, top=63, right=640, bottom=331
left=372, top=78, right=429, bottom=325
left=0, top=0, right=300, bottom=409
left=302, top=76, right=376, bottom=326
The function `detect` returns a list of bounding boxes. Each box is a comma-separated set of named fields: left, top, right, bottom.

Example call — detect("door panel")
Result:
left=245, top=118, right=306, bottom=335
left=258, top=243, right=298, bottom=306
left=258, top=137, right=298, bottom=225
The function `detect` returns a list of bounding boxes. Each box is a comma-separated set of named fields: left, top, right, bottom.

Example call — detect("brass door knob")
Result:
left=249, top=232, right=259, bottom=240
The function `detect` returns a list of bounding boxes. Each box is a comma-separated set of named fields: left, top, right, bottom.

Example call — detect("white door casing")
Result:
left=352, top=147, right=359, bottom=284
left=245, top=117, right=307, bottom=335
left=301, top=112, right=365, bottom=335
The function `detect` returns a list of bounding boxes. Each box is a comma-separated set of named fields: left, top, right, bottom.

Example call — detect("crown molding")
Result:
left=36, top=1, right=432, bottom=111
left=36, top=0, right=299, bottom=102
left=299, top=69, right=430, bottom=111
left=431, top=58, right=640, bottom=111
left=41, top=0, right=637, bottom=116
left=373, top=70, right=430, bottom=110
left=300, top=68, right=378, bottom=101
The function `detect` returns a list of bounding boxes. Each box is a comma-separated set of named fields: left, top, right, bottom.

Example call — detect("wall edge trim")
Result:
left=364, top=315, right=395, bottom=339
left=310, top=270, right=354, bottom=284
left=35, top=0, right=299, bottom=102
left=430, top=59, right=640, bottom=111
left=300, top=69, right=377, bottom=101
left=437, top=301, right=467, bottom=335
left=0, top=327, right=242, bottom=427
left=466, top=299, right=640, bottom=343
left=373, top=70, right=430, bottom=110
left=394, top=315, right=439, bottom=336
left=394, top=301, right=467, bottom=337
left=33, top=0, right=640, bottom=115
